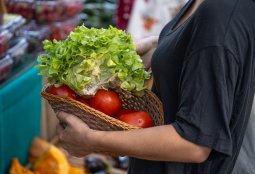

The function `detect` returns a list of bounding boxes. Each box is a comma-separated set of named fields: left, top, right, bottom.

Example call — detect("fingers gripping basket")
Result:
left=41, top=87, right=164, bottom=131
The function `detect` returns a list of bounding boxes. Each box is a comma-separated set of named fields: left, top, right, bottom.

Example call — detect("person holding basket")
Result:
left=56, top=0, right=255, bottom=173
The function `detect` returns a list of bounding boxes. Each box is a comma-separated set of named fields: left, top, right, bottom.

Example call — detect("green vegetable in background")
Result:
left=36, top=25, right=150, bottom=96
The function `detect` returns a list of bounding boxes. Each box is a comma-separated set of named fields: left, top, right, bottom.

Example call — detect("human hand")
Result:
left=56, top=112, right=96, bottom=157
left=134, top=36, right=158, bottom=69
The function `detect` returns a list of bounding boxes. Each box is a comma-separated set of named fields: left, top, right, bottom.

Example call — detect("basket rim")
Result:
left=41, top=85, right=164, bottom=130
left=41, top=88, right=141, bottom=130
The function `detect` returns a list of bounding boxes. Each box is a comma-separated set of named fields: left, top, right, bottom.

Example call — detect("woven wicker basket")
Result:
left=41, top=86, right=164, bottom=131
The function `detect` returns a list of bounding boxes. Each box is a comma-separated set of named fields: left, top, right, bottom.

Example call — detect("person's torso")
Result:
left=128, top=0, right=255, bottom=173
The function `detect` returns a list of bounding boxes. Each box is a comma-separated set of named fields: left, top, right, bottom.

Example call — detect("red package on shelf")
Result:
left=6, top=0, right=84, bottom=23
left=0, top=30, right=13, bottom=58
left=6, top=0, right=34, bottom=20
left=8, top=37, right=28, bottom=65
left=34, top=1, right=65, bottom=23
left=0, top=55, right=14, bottom=82
left=5, top=0, right=15, bottom=13
left=64, top=0, right=84, bottom=18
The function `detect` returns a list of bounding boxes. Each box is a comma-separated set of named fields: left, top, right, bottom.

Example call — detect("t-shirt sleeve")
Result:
left=172, top=46, right=239, bottom=157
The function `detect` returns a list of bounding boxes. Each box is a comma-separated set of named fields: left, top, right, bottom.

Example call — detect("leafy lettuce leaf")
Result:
left=36, top=25, right=150, bottom=95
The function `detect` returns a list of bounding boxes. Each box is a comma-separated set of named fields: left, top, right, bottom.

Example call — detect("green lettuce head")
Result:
left=36, top=25, right=150, bottom=95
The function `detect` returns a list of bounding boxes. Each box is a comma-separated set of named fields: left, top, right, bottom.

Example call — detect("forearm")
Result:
left=91, top=125, right=211, bottom=163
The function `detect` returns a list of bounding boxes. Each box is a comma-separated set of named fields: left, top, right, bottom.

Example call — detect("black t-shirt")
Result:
left=128, top=0, right=255, bottom=173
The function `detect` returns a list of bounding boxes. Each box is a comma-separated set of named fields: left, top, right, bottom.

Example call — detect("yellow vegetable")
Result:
left=9, top=158, right=34, bottom=174
left=32, top=145, right=69, bottom=174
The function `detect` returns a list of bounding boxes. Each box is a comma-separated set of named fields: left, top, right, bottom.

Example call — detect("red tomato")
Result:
left=89, top=89, right=122, bottom=116
left=118, top=111, right=154, bottom=128
left=47, top=84, right=76, bottom=99
left=115, top=109, right=135, bottom=119
left=77, top=96, right=90, bottom=106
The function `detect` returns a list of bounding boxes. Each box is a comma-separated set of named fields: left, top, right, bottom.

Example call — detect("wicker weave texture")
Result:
left=41, top=88, right=164, bottom=131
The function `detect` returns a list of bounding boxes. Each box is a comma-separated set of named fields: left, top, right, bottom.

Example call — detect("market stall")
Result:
left=0, top=56, right=41, bottom=174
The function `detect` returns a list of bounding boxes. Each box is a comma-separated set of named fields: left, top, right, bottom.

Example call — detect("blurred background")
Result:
left=0, top=0, right=186, bottom=173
